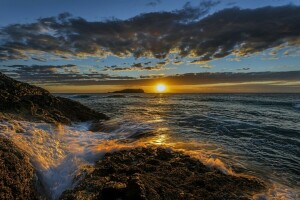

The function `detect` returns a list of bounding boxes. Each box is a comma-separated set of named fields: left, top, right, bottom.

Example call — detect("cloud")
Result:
left=1, top=64, right=135, bottom=84
left=0, top=4, right=300, bottom=62
left=237, top=67, right=250, bottom=71
left=103, top=61, right=167, bottom=71
left=2, top=66, right=299, bottom=87
left=200, top=63, right=213, bottom=69
left=190, top=59, right=209, bottom=65
left=140, top=74, right=165, bottom=79
left=173, top=60, right=183, bottom=65
left=146, top=0, right=162, bottom=7
left=189, top=59, right=213, bottom=68
left=6, top=64, right=77, bottom=74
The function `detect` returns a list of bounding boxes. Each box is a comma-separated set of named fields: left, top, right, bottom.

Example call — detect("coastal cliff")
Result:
left=0, top=72, right=109, bottom=124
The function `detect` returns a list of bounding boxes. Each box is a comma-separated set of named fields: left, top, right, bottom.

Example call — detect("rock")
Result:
left=60, top=148, right=265, bottom=200
left=0, top=137, right=44, bottom=200
left=0, top=72, right=109, bottom=124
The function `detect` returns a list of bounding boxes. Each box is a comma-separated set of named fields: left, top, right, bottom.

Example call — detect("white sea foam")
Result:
left=254, top=184, right=300, bottom=200
left=0, top=120, right=111, bottom=199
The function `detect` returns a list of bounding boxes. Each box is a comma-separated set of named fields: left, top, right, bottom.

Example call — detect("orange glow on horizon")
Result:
left=42, top=82, right=300, bottom=94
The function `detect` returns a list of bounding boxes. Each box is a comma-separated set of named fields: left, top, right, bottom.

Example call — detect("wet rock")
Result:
left=0, top=72, right=109, bottom=124
left=60, top=147, right=265, bottom=200
left=0, top=137, right=44, bottom=200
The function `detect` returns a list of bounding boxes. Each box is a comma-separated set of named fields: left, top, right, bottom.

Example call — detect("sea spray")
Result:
left=0, top=120, right=109, bottom=199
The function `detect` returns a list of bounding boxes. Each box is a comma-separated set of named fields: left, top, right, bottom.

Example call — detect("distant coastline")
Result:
left=110, top=88, right=145, bottom=93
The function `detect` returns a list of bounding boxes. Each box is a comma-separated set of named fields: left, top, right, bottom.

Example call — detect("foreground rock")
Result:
left=60, top=148, right=265, bottom=200
left=0, top=137, right=43, bottom=200
left=0, top=72, right=108, bottom=124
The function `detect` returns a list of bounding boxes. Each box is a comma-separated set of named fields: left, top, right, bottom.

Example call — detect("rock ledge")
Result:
left=0, top=72, right=108, bottom=124
left=61, top=147, right=265, bottom=200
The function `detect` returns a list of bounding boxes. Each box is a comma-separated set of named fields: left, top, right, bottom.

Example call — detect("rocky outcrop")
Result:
left=60, top=148, right=265, bottom=200
left=0, top=137, right=43, bottom=200
left=0, top=72, right=109, bottom=124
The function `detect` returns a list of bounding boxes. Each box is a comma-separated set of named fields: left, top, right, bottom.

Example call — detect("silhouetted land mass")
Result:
left=61, top=148, right=265, bottom=200
left=0, top=72, right=109, bottom=124
left=111, top=89, right=145, bottom=93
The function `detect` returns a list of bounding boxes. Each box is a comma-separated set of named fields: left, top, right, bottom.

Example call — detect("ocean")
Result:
left=1, top=93, right=299, bottom=199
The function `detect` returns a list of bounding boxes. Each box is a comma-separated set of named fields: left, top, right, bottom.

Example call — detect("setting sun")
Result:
left=156, top=84, right=166, bottom=93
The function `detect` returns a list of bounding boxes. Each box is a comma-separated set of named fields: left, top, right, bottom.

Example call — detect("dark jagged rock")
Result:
left=60, top=148, right=265, bottom=200
left=0, top=137, right=44, bottom=200
left=111, top=89, right=144, bottom=93
left=0, top=72, right=109, bottom=124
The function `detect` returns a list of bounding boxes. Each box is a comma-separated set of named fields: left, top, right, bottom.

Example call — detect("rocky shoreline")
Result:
left=0, top=73, right=266, bottom=199
left=0, top=72, right=109, bottom=124
left=60, top=147, right=265, bottom=200
left=0, top=137, right=44, bottom=200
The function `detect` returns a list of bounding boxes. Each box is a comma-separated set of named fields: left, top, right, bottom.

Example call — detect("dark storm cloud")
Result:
left=1, top=4, right=300, bottom=61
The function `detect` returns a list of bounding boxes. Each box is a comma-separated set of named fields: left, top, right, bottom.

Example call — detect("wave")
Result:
left=294, top=103, right=300, bottom=109
left=105, top=94, right=126, bottom=98
left=70, top=94, right=91, bottom=98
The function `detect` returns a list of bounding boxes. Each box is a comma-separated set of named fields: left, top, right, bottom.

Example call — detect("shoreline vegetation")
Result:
left=0, top=72, right=266, bottom=199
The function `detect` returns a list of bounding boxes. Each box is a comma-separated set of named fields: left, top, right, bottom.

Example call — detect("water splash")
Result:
left=0, top=120, right=111, bottom=199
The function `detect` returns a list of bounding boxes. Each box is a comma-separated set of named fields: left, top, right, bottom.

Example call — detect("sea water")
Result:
left=0, top=93, right=299, bottom=199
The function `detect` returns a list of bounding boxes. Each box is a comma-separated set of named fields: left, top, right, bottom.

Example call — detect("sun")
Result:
left=156, top=84, right=166, bottom=93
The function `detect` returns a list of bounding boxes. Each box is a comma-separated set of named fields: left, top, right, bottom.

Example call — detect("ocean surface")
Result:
left=1, top=93, right=300, bottom=199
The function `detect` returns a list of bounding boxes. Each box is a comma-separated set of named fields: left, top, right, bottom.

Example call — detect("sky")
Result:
left=0, top=0, right=300, bottom=93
